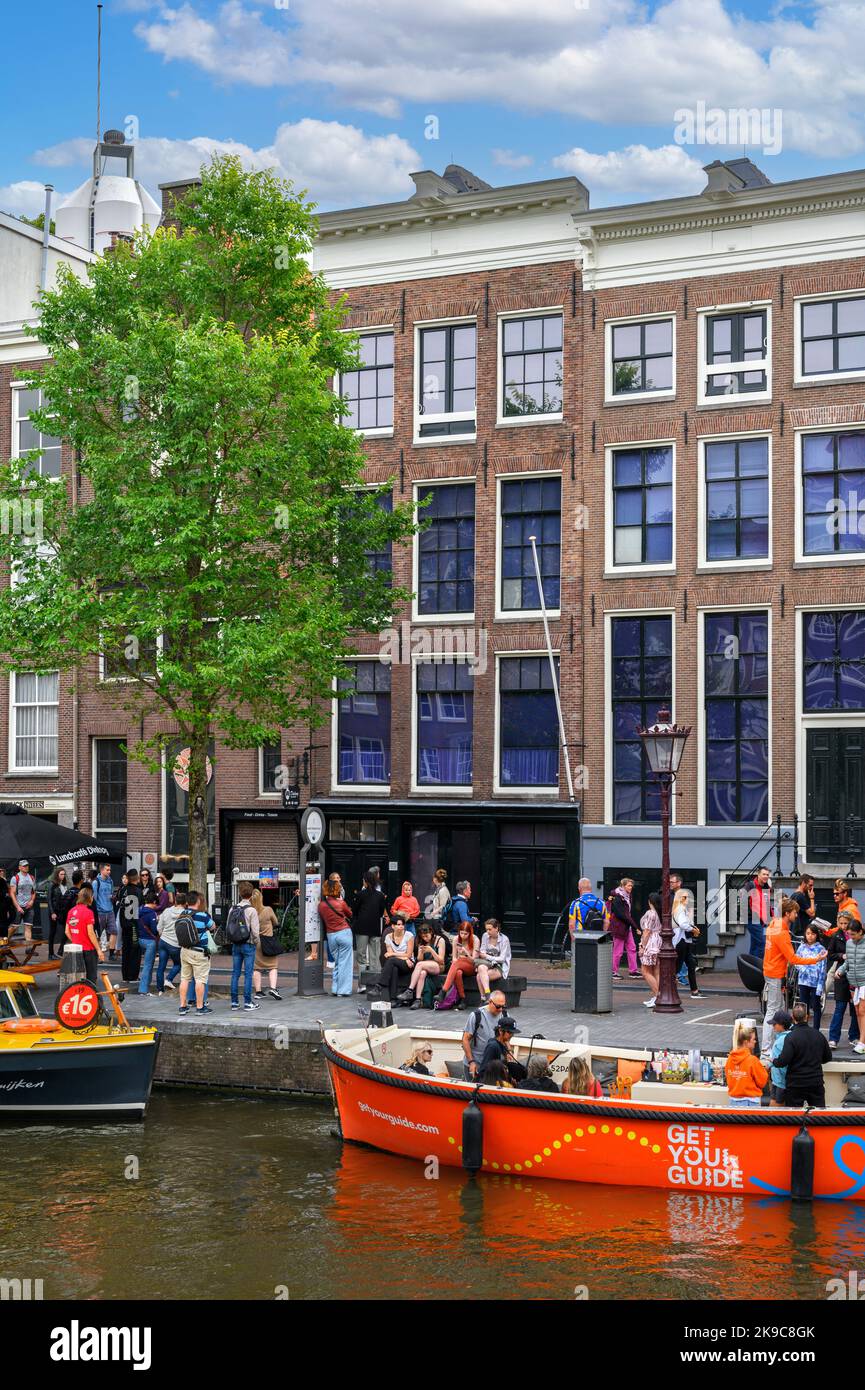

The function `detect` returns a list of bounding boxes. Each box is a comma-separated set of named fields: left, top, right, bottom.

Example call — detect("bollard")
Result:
left=790, top=1121, right=815, bottom=1202
left=57, top=943, right=86, bottom=996
left=462, top=1088, right=483, bottom=1174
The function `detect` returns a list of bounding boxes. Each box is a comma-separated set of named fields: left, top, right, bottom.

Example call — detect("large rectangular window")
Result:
left=499, top=656, right=559, bottom=788
left=803, top=611, right=865, bottom=711
left=364, top=491, right=393, bottom=579
left=612, top=446, right=673, bottom=567
left=802, top=431, right=865, bottom=557
left=611, top=617, right=672, bottom=822
left=10, top=671, right=59, bottom=772
left=501, top=313, right=563, bottom=418
left=336, top=662, right=391, bottom=785
left=417, top=324, right=476, bottom=437
left=416, top=661, right=473, bottom=786
left=704, top=612, right=769, bottom=824
left=340, top=331, right=394, bottom=431
left=417, top=483, right=474, bottom=615
left=94, top=738, right=128, bottom=831
left=704, top=437, right=769, bottom=562
left=500, top=476, right=561, bottom=612
left=12, top=387, right=61, bottom=478
left=800, top=297, right=865, bottom=379
left=260, top=740, right=282, bottom=794
left=610, top=319, right=673, bottom=396
left=704, top=309, right=768, bottom=397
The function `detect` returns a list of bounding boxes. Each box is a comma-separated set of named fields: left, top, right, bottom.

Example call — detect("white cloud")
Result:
left=492, top=149, right=534, bottom=170
left=133, top=0, right=865, bottom=160
left=552, top=144, right=706, bottom=201
left=0, top=182, right=70, bottom=220
left=33, top=120, right=421, bottom=211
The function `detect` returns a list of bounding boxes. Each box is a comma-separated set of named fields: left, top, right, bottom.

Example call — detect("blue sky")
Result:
left=3, top=0, right=864, bottom=220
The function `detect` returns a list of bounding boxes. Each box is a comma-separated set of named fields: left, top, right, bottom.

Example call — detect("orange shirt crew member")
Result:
left=726, top=1019, right=769, bottom=1108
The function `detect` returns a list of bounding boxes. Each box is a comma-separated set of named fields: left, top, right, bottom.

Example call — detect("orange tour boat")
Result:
left=324, top=1024, right=865, bottom=1201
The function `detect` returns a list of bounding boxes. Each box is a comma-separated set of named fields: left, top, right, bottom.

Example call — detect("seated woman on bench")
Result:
left=476, top=918, right=512, bottom=1003
left=378, top=917, right=415, bottom=1003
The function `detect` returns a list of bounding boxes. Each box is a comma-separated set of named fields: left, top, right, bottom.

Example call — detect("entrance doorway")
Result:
left=806, top=728, right=865, bottom=862
left=497, top=822, right=566, bottom=957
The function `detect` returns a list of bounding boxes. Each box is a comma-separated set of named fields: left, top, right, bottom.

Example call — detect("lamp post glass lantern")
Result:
left=637, top=706, right=692, bottom=1015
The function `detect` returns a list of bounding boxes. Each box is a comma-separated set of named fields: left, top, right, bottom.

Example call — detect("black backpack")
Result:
left=225, top=903, right=251, bottom=944
left=175, top=912, right=201, bottom=950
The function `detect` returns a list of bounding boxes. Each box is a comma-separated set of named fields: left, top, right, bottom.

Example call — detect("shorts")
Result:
left=17, top=906, right=34, bottom=925
left=98, top=912, right=115, bottom=935
left=180, top=947, right=210, bottom=984
left=854, top=986, right=865, bottom=1006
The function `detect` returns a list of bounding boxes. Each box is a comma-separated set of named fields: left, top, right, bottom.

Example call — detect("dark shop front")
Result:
left=315, top=799, right=579, bottom=958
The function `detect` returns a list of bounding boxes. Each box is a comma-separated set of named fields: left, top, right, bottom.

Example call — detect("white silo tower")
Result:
left=55, top=129, right=160, bottom=254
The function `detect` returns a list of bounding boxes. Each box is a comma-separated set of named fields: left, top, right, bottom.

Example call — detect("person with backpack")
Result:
left=93, top=863, right=116, bottom=957
left=461, top=990, right=507, bottom=1079
left=156, top=889, right=186, bottom=995
left=352, top=868, right=389, bottom=984
left=567, top=878, right=609, bottom=938
left=475, top=918, right=511, bottom=1002
left=176, top=889, right=216, bottom=1016
left=227, top=880, right=261, bottom=1011
left=9, top=859, right=36, bottom=945
left=448, top=881, right=473, bottom=930
left=427, top=868, right=450, bottom=923
left=609, top=878, right=639, bottom=980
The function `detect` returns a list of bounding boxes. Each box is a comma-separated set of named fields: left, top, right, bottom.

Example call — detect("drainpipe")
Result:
left=71, top=455, right=80, bottom=827
left=529, top=534, right=575, bottom=801
left=39, top=185, right=53, bottom=294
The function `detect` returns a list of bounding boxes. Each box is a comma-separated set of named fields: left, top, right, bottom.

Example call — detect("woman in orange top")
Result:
left=725, top=1019, right=769, bottom=1108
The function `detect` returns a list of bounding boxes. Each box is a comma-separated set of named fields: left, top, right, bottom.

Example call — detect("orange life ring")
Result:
left=1, top=1018, right=61, bottom=1033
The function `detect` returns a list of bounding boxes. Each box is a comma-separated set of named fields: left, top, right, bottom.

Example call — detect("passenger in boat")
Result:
left=828, top=912, right=861, bottom=1051
left=482, top=1060, right=512, bottom=1088
left=561, top=1055, right=603, bottom=1098
left=400, top=1042, right=434, bottom=1076
left=725, top=1019, right=769, bottom=1107
left=377, top=917, right=415, bottom=1003
left=609, top=879, right=640, bottom=981
left=769, top=1009, right=792, bottom=1105
left=462, top=990, right=507, bottom=1079
left=479, top=1016, right=527, bottom=1085
left=318, top=874, right=354, bottom=998
left=438, top=920, right=479, bottom=1009
left=775, top=1001, right=832, bottom=1107
left=476, top=918, right=511, bottom=1002
left=761, top=898, right=827, bottom=1063
left=407, top=921, right=447, bottom=1009
left=638, top=892, right=662, bottom=1009
left=522, top=1055, right=559, bottom=1093
left=836, top=919, right=865, bottom=1057
left=65, top=886, right=104, bottom=984
left=794, top=924, right=828, bottom=1032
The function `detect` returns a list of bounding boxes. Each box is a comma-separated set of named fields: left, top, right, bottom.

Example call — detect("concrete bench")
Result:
left=359, top=969, right=526, bottom=1007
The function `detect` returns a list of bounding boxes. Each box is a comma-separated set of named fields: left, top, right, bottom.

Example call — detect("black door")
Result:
left=498, top=851, right=565, bottom=957
left=807, top=728, right=865, bottom=861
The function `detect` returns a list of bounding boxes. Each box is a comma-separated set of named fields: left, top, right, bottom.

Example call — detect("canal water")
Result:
left=3, top=1091, right=863, bottom=1301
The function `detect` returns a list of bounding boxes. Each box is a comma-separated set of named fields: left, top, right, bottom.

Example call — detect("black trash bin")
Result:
left=571, top=929, right=613, bottom=1013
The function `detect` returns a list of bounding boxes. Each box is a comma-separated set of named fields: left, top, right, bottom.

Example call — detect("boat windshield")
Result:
left=14, top=988, right=37, bottom=1018
left=0, top=990, right=16, bottom=1020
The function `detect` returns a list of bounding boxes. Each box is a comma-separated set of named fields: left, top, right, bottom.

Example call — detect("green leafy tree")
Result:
left=0, top=157, right=414, bottom=891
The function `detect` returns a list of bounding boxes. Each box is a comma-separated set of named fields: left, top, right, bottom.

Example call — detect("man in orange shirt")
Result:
left=834, top=881, right=862, bottom=927
left=761, top=897, right=827, bottom=1063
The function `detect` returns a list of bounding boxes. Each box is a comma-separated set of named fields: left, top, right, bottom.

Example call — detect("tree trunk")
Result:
left=187, top=731, right=210, bottom=897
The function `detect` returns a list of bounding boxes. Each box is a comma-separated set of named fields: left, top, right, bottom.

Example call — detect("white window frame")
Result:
left=794, top=289, right=865, bottom=387
left=604, top=312, right=676, bottom=406
left=696, top=604, right=772, bottom=829
left=494, top=470, right=563, bottom=622
left=604, top=608, right=677, bottom=827
left=794, top=422, right=865, bottom=567
left=330, top=657, right=392, bottom=795
left=696, top=430, right=773, bottom=572
left=413, top=316, right=477, bottom=447
left=696, top=301, right=772, bottom=409
left=604, top=438, right=677, bottom=578
left=99, top=632, right=163, bottom=685
left=258, top=742, right=282, bottom=800
left=794, top=604, right=865, bottom=866
left=410, top=655, right=474, bottom=796
left=8, top=670, right=59, bottom=775
left=496, top=306, right=564, bottom=428
left=412, top=477, right=476, bottom=624
left=337, top=328, right=395, bottom=438
left=10, top=382, right=62, bottom=480
left=493, top=650, right=561, bottom=797
left=92, top=736, right=128, bottom=833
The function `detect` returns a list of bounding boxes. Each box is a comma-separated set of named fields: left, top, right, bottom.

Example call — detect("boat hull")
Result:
left=0, top=1034, right=160, bottom=1116
left=325, top=1040, right=865, bottom=1201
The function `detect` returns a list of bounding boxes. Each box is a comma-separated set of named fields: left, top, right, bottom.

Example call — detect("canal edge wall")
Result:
left=151, top=1020, right=333, bottom=1099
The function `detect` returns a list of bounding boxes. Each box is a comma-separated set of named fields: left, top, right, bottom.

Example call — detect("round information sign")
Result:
left=55, top=980, right=101, bottom=1031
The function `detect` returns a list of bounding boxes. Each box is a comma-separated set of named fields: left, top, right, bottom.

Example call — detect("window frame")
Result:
left=337, top=328, right=395, bottom=438
left=413, top=316, right=477, bottom=446
left=258, top=740, right=283, bottom=799
left=697, top=302, right=772, bottom=408
left=493, top=651, right=561, bottom=796
left=794, top=424, right=865, bottom=566
left=794, top=290, right=865, bottom=386
left=330, top=658, right=392, bottom=794
left=496, top=307, right=564, bottom=428
left=412, top=478, right=476, bottom=624
left=698, top=606, right=772, bottom=828
left=10, top=382, right=63, bottom=480
left=604, top=609, right=676, bottom=826
left=92, top=736, right=128, bottom=833
left=494, top=470, right=563, bottom=622
left=801, top=609, right=865, bottom=714
left=604, top=439, right=676, bottom=577
left=411, top=657, right=475, bottom=795
left=604, top=313, right=676, bottom=405
left=696, top=430, right=772, bottom=571
left=8, top=670, right=60, bottom=774
left=99, top=631, right=163, bottom=685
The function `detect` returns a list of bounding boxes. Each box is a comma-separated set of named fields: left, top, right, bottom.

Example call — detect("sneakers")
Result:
left=628, top=971, right=641, bottom=978
left=643, top=998, right=656, bottom=1008
left=268, top=990, right=282, bottom=1001
left=854, top=1042, right=865, bottom=1054
left=196, top=1006, right=213, bottom=1015
left=690, top=991, right=704, bottom=999
left=829, top=1039, right=838, bottom=1049
left=164, top=980, right=177, bottom=992
left=410, top=999, right=422, bottom=1010
left=230, top=1002, right=240, bottom=1010
left=244, top=1001, right=261, bottom=1011
left=178, top=1005, right=189, bottom=1015
left=253, top=991, right=266, bottom=1000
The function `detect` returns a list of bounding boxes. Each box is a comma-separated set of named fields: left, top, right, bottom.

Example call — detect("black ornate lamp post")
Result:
left=637, top=705, right=691, bottom=1015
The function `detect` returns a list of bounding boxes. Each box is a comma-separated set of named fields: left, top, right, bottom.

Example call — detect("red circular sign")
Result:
left=55, top=981, right=101, bottom=1031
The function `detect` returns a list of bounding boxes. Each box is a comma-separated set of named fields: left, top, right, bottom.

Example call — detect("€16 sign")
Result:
left=55, top=981, right=101, bottom=1030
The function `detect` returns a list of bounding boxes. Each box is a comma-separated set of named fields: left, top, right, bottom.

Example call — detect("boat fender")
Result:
left=1, top=1018, right=61, bottom=1033
left=790, top=1119, right=815, bottom=1202
left=462, top=1088, right=483, bottom=1175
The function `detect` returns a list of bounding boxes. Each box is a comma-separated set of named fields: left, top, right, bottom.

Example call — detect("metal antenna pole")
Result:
left=96, top=4, right=103, bottom=146
left=529, top=534, right=575, bottom=801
